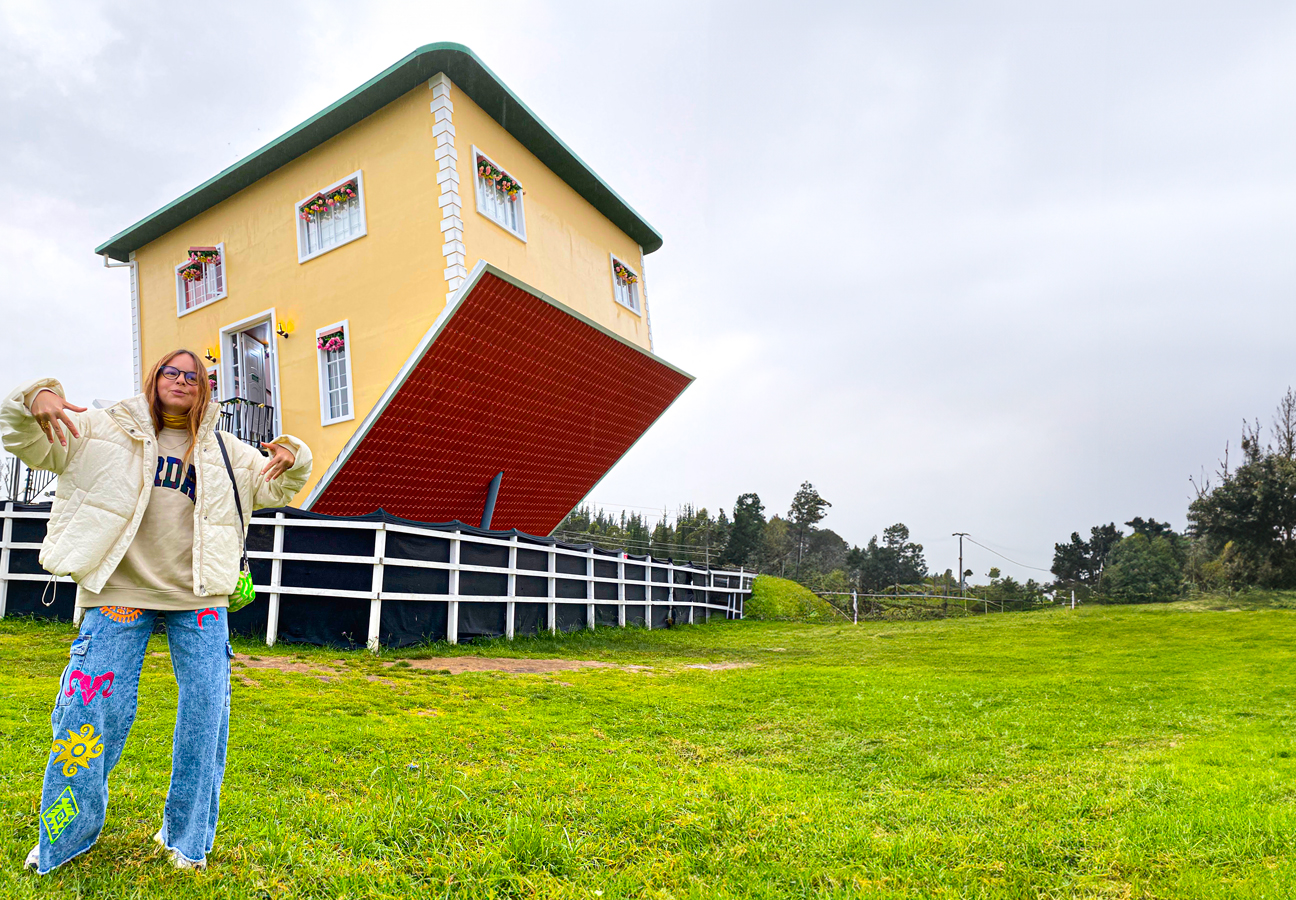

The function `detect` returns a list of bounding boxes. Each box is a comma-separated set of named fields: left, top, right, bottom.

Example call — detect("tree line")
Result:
left=1052, top=387, right=1296, bottom=602
left=554, top=483, right=1017, bottom=597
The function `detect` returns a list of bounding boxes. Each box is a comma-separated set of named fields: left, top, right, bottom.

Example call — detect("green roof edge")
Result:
left=94, top=42, right=663, bottom=261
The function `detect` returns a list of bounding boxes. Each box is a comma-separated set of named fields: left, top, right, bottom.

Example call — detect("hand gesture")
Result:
left=259, top=442, right=296, bottom=482
left=30, top=391, right=87, bottom=448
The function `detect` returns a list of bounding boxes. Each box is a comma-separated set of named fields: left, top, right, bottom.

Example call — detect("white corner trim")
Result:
left=129, top=252, right=142, bottom=392
left=431, top=73, right=463, bottom=306
left=639, top=244, right=654, bottom=353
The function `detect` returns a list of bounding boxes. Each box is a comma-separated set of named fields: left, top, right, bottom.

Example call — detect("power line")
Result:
left=585, top=500, right=677, bottom=513
left=963, top=536, right=1052, bottom=573
left=551, top=530, right=706, bottom=553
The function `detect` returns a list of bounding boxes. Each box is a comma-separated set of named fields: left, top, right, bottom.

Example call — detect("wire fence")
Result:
left=814, top=590, right=1050, bottom=622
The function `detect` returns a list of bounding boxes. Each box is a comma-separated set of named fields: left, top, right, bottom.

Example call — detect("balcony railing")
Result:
left=1, top=455, right=54, bottom=504
left=217, top=398, right=276, bottom=447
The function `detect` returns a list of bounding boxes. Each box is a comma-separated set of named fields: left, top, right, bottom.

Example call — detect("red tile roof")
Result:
left=305, top=265, right=692, bottom=534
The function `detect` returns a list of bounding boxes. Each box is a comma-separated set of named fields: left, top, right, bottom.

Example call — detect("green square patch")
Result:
left=41, top=786, right=79, bottom=844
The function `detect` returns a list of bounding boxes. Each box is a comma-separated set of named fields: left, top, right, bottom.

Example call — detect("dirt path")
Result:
left=383, top=657, right=625, bottom=675
left=230, top=653, right=750, bottom=678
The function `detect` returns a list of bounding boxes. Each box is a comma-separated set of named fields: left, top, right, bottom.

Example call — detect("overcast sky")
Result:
left=3, top=0, right=1294, bottom=581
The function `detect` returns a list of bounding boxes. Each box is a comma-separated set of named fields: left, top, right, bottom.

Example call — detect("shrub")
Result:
left=1101, top=534, right=1183, bottom=603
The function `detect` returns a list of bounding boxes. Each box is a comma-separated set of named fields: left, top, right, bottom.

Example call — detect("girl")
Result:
left=1, top=349, right=312, bottom=873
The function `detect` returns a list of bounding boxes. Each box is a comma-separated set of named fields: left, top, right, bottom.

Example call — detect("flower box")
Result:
left=300, top=181, right=358, bottom=222
left=179, top=246, right=221, bottom=282
left=317, top=330, right=345, bottom=352
left=476, top=157, right=522, bottom=199
left=613, top=260, right=639, bottom=285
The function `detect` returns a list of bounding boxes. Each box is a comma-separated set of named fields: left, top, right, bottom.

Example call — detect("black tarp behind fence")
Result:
left=0, top=503, right=753, bottom=649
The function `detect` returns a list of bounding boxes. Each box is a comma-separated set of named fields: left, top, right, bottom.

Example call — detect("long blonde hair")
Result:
left=143, top=349, right=211, bottom=467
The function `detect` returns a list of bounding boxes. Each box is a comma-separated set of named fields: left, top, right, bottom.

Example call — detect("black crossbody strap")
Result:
left=214, top=433, right=250, bottom=567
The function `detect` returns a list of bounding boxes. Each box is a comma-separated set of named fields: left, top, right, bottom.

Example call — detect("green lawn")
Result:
left=1, top=599, right=1294, bottom=899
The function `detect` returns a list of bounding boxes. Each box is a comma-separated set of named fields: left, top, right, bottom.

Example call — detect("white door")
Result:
left=241, top=334, right=267, bottom=405
left=228, top=332, right=268, bottom=405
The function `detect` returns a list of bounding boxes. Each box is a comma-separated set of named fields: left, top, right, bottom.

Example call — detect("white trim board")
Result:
left=431, top=73, right=466, bottom=304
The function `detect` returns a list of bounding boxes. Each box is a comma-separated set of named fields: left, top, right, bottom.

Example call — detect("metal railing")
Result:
left=1, top=455, right=55, bottom=504
left=0, top=504, right=754, bottom=649
left=217, top=399, right=276, bottom=446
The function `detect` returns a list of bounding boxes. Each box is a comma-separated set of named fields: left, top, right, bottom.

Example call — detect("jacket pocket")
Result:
left=45, top=487, right=86, bottom=547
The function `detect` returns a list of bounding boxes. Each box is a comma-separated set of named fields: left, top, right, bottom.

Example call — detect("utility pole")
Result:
left=952, top=533, right=968, bottom=598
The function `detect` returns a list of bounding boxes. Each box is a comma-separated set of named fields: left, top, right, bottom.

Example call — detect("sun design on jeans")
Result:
left=50, top=724, right=103, bottom=777
left=100, top=606, right=142, bottom=623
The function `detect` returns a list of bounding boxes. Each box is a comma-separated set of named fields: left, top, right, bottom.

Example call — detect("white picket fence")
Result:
left=0, top=503, right=752, bottom=650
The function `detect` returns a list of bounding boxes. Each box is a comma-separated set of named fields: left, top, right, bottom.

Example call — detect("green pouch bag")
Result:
left=216, top=433, right=257, bottom=614
left=230, top=564, right=256, bottom=614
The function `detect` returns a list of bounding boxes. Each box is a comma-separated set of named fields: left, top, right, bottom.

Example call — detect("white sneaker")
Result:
left=152, top=829, right=206, bottom=871
left=23, top=845, right=39, bottom=872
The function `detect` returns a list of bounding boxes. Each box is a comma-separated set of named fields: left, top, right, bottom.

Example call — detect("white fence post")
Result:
left=645, top=561, right=654, bottom=630
left=617, top=553, right=626, bottom=627
left=506, top=536, right=516, bottom=640
left=546, top=543, right=556, bottom=634
left=668, top=566, right=675, bottom=622
left=447, top=529, right=460, bottom=645
left=586, top=546, right=595, bottom=631
left=367, top=524, right=385, bottom=652
left=0, top=502, right=11, bottom=619
left=266, top=513, right=284, bottom=647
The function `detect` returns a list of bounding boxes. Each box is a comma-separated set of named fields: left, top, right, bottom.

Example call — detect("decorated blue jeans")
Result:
left=35, top=604, right=231, bottom=874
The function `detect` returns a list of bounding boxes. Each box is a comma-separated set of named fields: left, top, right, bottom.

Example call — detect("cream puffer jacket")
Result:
left=0, top=378, right=312, bottom=599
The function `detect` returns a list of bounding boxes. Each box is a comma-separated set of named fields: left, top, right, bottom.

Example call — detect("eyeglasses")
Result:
left=159, top=365, right=200, bottom=385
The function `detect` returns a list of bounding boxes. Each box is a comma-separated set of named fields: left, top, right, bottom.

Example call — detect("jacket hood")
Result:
left=110, top=393, right=219, bottom=441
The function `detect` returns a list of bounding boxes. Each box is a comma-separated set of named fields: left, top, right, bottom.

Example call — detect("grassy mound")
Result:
left=744, top=574, right=843, bottom=621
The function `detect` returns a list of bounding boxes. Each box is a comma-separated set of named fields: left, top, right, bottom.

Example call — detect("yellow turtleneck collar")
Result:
left=160, top=413, right=189, bottom=431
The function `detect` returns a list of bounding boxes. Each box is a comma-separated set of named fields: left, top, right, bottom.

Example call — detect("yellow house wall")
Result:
left=448, top=83, right=652, bottom=349
left=133, top=83, right=447, bottom=504
left=132, top=75, right=653, bottom=505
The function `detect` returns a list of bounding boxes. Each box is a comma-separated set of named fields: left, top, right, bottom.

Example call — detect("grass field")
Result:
left=1, top=596, right=1295, bottom=899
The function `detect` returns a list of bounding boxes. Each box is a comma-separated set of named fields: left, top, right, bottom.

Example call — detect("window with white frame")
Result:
left=316, top=322, right=353, bottom=424
left=473, top=148, right=526, bottom=239
left=611, top=256, right=641, bottom=314
left=296, top=172, right=366, bottom=262
left=175, top=244, right=226, bottom=315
